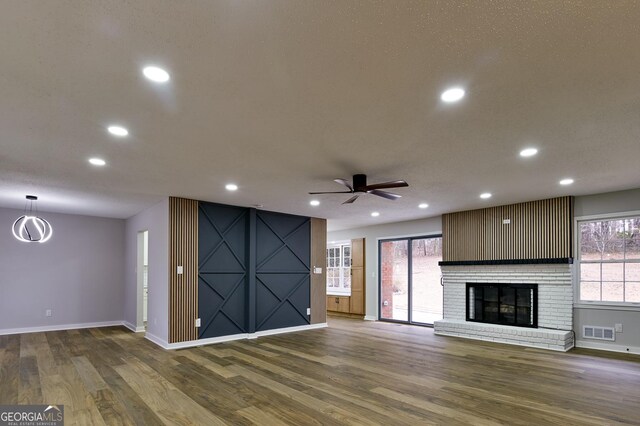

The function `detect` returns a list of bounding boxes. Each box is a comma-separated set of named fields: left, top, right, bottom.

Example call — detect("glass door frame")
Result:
left=377, top=234, right=443, bottom=327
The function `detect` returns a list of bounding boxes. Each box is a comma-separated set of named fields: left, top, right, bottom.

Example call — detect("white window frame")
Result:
left=326, top=243, right=351, bottom=295
left=575, top=211, right=640, bottom=310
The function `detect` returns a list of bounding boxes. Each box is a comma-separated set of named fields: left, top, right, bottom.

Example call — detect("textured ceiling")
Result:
left=1, top=1, right=639, bottom=231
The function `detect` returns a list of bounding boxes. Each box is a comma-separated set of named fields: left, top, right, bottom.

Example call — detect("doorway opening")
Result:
left=137, top=230, right=149, bottom=330
left=379, top=235, right=443, bottom=325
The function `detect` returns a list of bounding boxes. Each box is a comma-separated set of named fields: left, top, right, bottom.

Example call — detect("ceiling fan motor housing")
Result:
left=353, top=174, right=367, bottom=192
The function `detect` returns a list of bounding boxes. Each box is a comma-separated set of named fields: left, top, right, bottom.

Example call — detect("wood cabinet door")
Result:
left=351, top=238, right=364, bottom=268
left=337, top=296, right=351, bottom=313
left=327, top=296, right=337, bottom=311
left=349, top=289, right=364, bottom=315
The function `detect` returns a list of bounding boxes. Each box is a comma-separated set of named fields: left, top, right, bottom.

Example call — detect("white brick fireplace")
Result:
left=434, top=263, right=575, bottom=351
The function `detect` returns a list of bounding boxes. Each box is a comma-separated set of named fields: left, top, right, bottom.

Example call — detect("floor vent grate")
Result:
left=583, top=326, right=615, bottom=341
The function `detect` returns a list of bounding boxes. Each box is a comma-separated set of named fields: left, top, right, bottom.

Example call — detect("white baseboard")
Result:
left=575, top=340, right=640, bottom=355
left=145, top=322, right=328, bottom=350
left=253, top=322, right=327, bottom=338
left=0, top=321, right=124, bottom=336
left=167, top=333, right=249, bottom=349
left=144, top=332, right=169, bottom=349
left=364, top=315, right=377, bottom=321
left=123, top=321, right=145, bottom=333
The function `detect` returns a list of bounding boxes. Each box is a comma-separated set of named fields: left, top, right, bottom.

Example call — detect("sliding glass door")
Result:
left=380, top=240, right=409, bottom=321
left=379, top=235, right=442, bottom=325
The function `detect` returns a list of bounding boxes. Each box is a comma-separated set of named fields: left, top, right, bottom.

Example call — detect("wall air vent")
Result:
left=583, top=326, right=615, bottom=341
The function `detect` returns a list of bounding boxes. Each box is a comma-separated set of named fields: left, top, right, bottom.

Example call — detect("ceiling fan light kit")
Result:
left=309, top=173, right=408, bottom=204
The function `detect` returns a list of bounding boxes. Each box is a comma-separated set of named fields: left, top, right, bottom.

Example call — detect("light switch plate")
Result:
left=195, top=318, right=201, bottom=327
left=177, top=266, right=184, bottom=275
left=306, top=308, right=311, bottom=315
left=313, top=267, right=322, bottom=274
left=503, top=219, right=511, bottom=225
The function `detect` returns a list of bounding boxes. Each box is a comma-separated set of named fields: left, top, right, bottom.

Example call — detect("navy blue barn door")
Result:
left=255, top=211, right=311, bottom=331
left=198, top=202, right=249, bottom=338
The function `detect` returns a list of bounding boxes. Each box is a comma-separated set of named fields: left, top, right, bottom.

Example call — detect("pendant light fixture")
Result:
left=12, top=195, right=53, bottom=243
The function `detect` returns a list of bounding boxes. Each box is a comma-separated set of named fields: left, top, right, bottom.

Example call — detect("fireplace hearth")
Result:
left=435, top=264, right=573, bottom=351
left=467, top=283, right=537, bottom=328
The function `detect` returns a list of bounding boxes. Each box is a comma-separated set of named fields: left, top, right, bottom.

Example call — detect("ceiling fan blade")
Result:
left=342, top=195, right=359, bottom=204
left=363, top=180, right=409, bottom=191
left=334, top=178, right=353, bottom=191
left=369, top=189, right=401, bottom=200
left=308, top=191, right=353, bottom=195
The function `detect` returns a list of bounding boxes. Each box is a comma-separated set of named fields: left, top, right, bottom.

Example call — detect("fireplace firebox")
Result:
left=466, top=283, right=537, bottom=328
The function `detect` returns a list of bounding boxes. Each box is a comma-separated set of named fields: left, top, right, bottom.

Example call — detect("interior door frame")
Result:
left=378, top=233, right=443, bottom=327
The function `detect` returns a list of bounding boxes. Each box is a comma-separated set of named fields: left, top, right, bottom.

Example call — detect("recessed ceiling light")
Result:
left=107, top=125, right=128, bottom=137
left=142, top=66, right=170, bottom=83
left=310, top=200, right=320, bottom=206
left=419, top=203, right=429, bottom=209
left=441, top=87, right=465, bottom=103
left=520, top=147, right=538, bottom=157
left=559, top=178, right=574, bottom=185
left=89, top=158, right=106, bottom=166
left=371, top=211, right=380, bottom=217
left=225, top=183, right=238, bottom=191
left=480, top=193, right=492, bottom=199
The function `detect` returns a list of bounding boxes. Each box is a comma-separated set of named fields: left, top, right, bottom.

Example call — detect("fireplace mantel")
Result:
left=439, top=257, right=573, bottom=266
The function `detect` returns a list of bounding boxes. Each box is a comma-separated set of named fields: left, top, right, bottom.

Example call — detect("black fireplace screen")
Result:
left=466, top=283, right=537, bottom=328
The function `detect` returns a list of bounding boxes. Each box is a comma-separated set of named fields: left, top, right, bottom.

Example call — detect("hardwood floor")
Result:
left=1, top=317, right=640, bottom=425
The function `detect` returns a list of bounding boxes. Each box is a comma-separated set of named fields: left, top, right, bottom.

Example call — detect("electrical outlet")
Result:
left=615, top=323, right=623, bottom=333
left=177, top=266, right=184, bottom=275
left=306, top=308, right=311, bottom=315
left=45, top=309, right=52, bottom=317
left=503, top=219, right=511, bottom=225
left=195, top=318, right=201, bottom=327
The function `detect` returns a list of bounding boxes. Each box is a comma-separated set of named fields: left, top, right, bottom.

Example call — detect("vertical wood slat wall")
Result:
left=169, top=197, right=199, bottom=343
left=442, top=196, right=573, bottom=262
left=310, top=218, right=327, bottom=324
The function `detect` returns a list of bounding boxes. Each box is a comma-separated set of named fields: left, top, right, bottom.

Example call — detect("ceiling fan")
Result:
left=309, top=174, right=409, bottom=204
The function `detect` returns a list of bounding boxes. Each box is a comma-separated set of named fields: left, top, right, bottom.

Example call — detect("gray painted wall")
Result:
left=573, top=188, right=640, bottom=353
left=574, top=188, right=640, bottom=218
left=124, top=198, right=169, bottom=342
left=328, top=216, right=442, bottom=318
left=0, top=207, right=125, bottom=332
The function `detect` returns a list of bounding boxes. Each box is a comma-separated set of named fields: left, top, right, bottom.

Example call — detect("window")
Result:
left=327, top=244, right=351, bottom=294
left=578, top=216, right=640, bottom=304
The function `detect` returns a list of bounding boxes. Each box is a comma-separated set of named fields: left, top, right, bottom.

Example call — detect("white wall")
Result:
left=0, top=207, right=125, bottom=333
left=124, top=198, right=169, bottom=342
left=328, top=216, right=442, bottom=318
left=573, top=188, right=640, bottom=354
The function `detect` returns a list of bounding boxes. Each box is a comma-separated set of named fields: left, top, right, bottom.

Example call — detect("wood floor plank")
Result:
left=176, top=350, right=238, bottom=378
left=71, top=356, right=109, bottom=395
left=221, top=347, right=429, bottom=425
left=226, top=363, right=376, bottom=426
left=371, top=386, right=501, bottom=426
left=18, top=355, right=43, bottom=404
left=235, top=405, right=289, bottom=426
left=114, top=357, right=228, bottom=426
left=0, top=335, right=20, bottom=405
